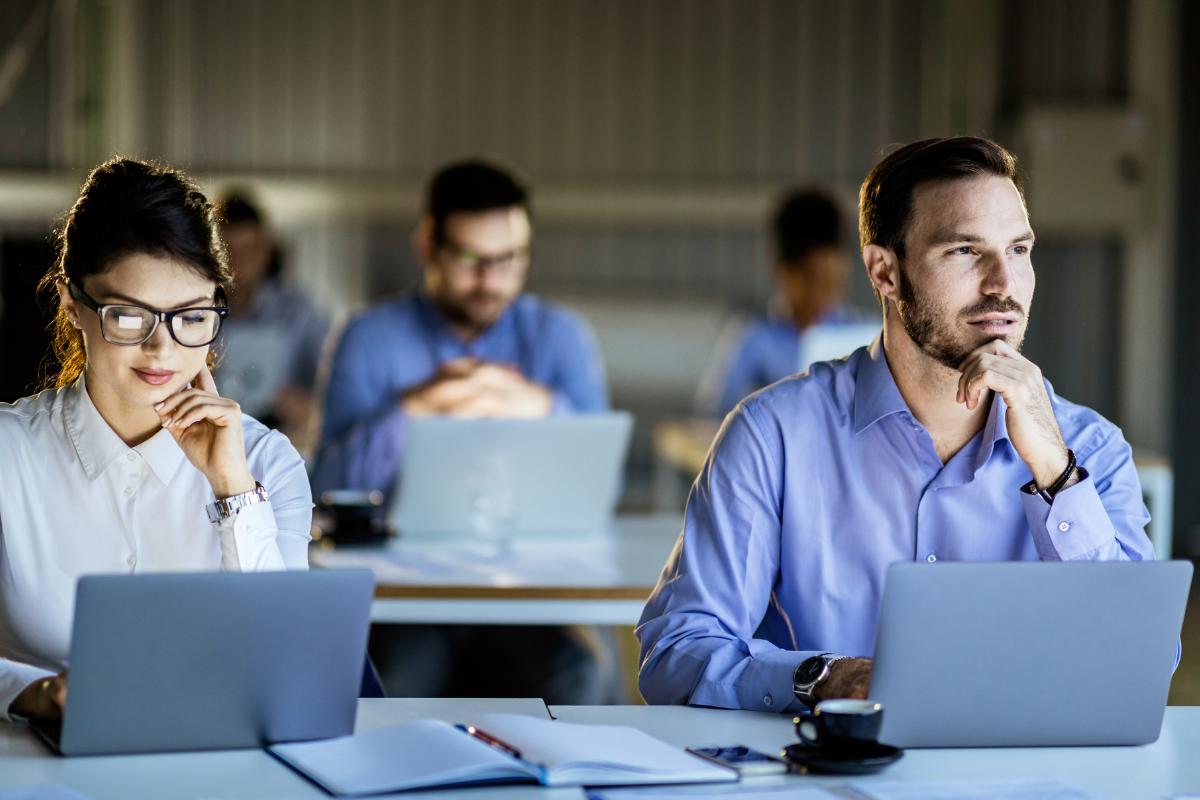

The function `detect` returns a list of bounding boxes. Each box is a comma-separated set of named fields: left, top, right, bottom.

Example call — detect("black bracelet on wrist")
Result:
left=1021, top=449, right=1076, bottom=505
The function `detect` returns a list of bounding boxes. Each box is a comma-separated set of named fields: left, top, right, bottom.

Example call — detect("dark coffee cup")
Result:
left=795, top=699, right=883, bottom=753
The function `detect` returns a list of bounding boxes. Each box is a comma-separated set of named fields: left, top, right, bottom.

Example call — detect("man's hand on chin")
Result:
left=956, top=339, right=1078, bottom=492
left=817, top=657, right=873, bottom=701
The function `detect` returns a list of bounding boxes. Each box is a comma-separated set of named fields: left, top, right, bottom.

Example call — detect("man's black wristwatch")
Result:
left=793, top=653, right=848, bottom=708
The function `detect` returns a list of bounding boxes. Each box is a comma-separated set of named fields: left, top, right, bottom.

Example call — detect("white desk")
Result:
left=0, top=698, right=568, bottom=800
left=551, top=705, right=1200, bottom=800
left=310, top=515, right=683, bottom=625
left=3, top=700, right=1199, bottom=800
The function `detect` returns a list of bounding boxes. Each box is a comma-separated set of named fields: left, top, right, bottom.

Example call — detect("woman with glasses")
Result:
left=0, top=158, right=312, bottom=722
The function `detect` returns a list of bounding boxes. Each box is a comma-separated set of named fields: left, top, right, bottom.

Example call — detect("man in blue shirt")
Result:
left=314, top=160, right=610, bottom=703
left=313, top=162, right=607, bottom=495
left=696, top=190, right=875, bottom=418
left=637, top=137, right=1153, bottom=711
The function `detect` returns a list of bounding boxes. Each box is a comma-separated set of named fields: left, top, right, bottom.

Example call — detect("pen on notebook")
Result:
left=458, top=725, right=523, bottom=760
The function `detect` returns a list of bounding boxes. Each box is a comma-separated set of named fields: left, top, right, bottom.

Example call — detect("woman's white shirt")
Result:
left=0, top=375, right=312, bottom=716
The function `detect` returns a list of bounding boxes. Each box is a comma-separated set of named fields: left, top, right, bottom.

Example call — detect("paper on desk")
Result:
left=0, top=787, right=94, bottom=800
left=589, top=779, right=1111, bottom=800
left=313, top=538, right=622, bottom=587
left=588, top=786, right=836, bottom=800
left=841, top=779, right=1110, bottom=800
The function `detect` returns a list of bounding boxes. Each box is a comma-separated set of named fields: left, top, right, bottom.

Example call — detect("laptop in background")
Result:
left=213, top=322, right=292, bottom=420
left=389, top=412, right=633, bottom=537
left=34, top=569, right=374, bottom=756
left=869, top=560, right=1191, bottom=748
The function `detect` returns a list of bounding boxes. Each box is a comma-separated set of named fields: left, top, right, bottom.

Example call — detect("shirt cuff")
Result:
left=1, top=659, right=56, bottom=722
left=215, top=502, right=288, bottom=572
left=733, top=649, right=819, bottom=714
left=1020, top=469, right=1114, bottom=561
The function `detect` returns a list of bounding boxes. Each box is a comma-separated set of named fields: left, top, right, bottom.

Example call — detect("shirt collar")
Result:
left=974, top=387, right=1010, bottom=472
left=852, top=334, right=1012, bottom=467
left=65, top=374, right=188, bottom=485
left=853, top=334, right=909, bottom=433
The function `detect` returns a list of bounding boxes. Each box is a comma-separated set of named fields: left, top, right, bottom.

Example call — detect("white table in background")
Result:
left=310, top=515, right=683, bottom=625
left=2, top=700, right=1198, bottom=800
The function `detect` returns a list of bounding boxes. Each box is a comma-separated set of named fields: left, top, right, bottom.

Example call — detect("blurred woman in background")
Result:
left=214, top=195, right=330, bottom=455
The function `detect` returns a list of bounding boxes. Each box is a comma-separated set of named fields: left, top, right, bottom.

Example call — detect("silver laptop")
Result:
left=214, top=321, right=292, bottom=420
left=38, top=569, right=374, bottom=756
left=389, top=413, right=633, bottom=536
left=869, top=560, right=1192, bottom=748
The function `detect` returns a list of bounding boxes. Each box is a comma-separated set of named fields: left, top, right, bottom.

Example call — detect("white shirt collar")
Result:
left=64, top=374, right=187, bottom=485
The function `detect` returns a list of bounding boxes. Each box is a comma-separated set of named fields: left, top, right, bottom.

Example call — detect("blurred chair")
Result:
left=1134, top=452, right=1175, bottom=560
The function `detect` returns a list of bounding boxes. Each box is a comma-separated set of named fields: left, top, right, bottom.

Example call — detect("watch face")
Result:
left=795, top=656, right=826, bottom=685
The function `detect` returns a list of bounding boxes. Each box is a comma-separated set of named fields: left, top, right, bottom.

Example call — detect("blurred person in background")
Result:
left=312, top=159, right=610, bottom=704
left=214, top=195, right=330, bottom=452
left=696, top=190, right=876, bottom=418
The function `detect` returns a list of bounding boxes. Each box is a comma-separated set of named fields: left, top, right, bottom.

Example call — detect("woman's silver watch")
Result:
left=206, top=482, right=270, bottom=523
left=793, top=653, right=849, bottom=707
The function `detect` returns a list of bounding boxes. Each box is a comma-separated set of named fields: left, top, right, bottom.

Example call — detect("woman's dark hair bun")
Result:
left=39, top=157, right=231, bottom=389
left=56, top=157, right=230, bottom=285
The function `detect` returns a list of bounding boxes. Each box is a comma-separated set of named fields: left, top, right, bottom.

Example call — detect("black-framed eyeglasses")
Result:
left=69, top=280, right=228, bottom=348
left=437, top=238, right=530, bottom=276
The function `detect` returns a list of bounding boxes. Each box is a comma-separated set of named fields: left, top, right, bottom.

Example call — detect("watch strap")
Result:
left=793, top=653, right=849, bottom=707
left=206, top=482, right=269, bottom=524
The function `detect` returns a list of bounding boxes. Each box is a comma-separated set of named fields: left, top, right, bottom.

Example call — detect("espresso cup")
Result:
left=795, top=699, right=884, bottom=753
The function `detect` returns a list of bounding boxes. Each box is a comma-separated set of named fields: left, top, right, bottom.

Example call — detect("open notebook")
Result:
left=268, top=713, right=737, bottom=795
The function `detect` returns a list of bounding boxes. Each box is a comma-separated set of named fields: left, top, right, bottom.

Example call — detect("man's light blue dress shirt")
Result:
left=638, top=336, right=1153, bottom=712
left=312, top=292, right=608, bottom=495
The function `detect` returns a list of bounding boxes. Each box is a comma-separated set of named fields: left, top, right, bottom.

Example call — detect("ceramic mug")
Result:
left=795, top=699, right=884, bottom=753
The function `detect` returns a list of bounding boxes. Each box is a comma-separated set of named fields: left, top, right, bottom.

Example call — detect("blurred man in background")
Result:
left=696, top=190, right=876, bottom=418
left=312, top=159, right=610, bottom=703
left=215, top=195, right=330, bottom=452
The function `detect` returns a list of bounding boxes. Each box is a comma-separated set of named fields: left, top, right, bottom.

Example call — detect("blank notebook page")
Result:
left=469, top=713, right=736, bottom=785
left=270, top=718, right=531, bottom=795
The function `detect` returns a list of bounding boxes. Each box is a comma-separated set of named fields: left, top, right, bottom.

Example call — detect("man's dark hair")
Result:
left=215, top=193, right=262, bottom=227
left=773, top=190, right=844, bottom=265
left=426, top=159, right=530, bottom=247
left=859, top=137, right=1024, bottom=303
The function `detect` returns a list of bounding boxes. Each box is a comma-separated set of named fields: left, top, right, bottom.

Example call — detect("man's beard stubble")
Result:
left=435, top=287, right=510, bottom=331
left=894, top=264, right=1027, bottom=372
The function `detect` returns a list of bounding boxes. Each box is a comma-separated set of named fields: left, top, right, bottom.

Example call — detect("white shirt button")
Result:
left=1059, top=522, right=1070, bottom=532
left=927, top=554, right=937, bottom=563
left=763, top=694, right=773, bottom=706
left=127, top=555, right=136, bottom=567
left=126, top=453, right=136, bottom=461
left=124, top=487, right=134, bottom=496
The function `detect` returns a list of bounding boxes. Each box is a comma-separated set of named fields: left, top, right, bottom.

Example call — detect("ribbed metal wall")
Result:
left=145, top=0, right=937, bottom=184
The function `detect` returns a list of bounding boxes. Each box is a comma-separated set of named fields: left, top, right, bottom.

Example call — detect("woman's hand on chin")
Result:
left=154, top=366, right=255, bottom=499
left=10, top=671, right=67, bottom=720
